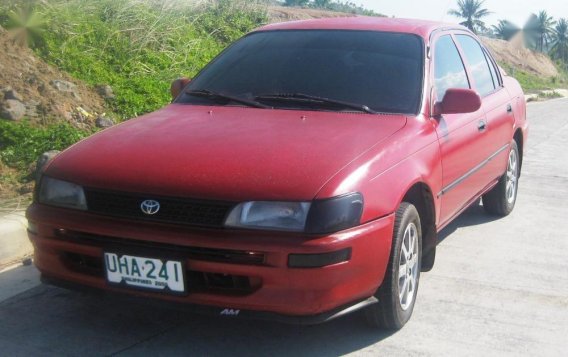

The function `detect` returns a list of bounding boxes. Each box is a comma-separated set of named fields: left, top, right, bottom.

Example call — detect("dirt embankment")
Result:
left=0, top=26, right=109, bottom=126
left=481, top=36, right=558, bottom=77
left=268, top=6, right=354, bottom=22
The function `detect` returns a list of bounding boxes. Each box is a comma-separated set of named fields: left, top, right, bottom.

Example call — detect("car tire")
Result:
left=365, top=202, right=422, bottom=329
left=482, top=141, right=520, bottom=216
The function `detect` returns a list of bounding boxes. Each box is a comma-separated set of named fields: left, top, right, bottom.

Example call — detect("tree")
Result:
left=314, top=0, right=332, bottom=7
left=492, top=19, right=519, bottom=41
left=448, top=0, right=491, bottom=34
left=284, top=0, right=309, bottom=6
left=525, top=11, right=556, bottom=52
left=537, top=11, right=556, bottom=52
left=551, top=18, right=568, bottom=64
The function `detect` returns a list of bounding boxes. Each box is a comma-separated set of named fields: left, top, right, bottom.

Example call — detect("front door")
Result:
left=430, top=33, right=492, bottom=225
left=454, top=33, right=515, bottom=182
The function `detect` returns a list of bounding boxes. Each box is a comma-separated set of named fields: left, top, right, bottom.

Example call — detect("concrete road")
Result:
left=1, top=99, right=567, bottom=356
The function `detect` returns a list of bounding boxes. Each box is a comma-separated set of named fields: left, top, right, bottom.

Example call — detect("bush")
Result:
left=0, top=120, right=94, bottom=172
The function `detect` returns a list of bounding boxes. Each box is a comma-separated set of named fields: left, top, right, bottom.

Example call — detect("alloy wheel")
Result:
left=506, top=148, right=519, bottom=204
left=398, top=222, right=419, bottom=311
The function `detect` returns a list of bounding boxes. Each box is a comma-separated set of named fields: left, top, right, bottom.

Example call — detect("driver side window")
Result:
left=434, top=35, right=470, bottom=101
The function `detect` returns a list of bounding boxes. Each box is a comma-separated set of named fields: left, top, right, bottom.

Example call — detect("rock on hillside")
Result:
left=0, top=28, right=108, bottom=125
left=481, top=36, right=558, bottom=78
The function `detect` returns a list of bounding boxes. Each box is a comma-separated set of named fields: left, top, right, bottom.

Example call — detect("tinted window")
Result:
left=177, top=30, right=424, bottom=114
left=456, top=35, right=496, bottom=96
left=434, top=35, right=469, bottom=100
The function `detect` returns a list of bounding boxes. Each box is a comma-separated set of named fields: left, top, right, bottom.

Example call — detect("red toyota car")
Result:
left=27, top=17, right=527, bottom=329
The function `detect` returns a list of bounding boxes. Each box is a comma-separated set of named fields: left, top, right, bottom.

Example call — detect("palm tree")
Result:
left=525, top=11, right=556, bottom=52
left=448, top=0, right=491, bottom=34
left=492, top=19, right=519, bottom=40
left=538, top=11, right=556, bottom=51
left=551, top=19, right=568, bottom=64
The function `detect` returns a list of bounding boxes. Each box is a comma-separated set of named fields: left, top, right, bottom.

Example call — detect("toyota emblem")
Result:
left=140, top=199, right=160, bottom=215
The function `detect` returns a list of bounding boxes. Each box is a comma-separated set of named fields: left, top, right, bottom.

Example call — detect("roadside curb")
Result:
left=0, top=211, right=32, bottom=268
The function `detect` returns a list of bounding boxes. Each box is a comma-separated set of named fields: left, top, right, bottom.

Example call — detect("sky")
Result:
left=355, top=0, right=568, bottom=28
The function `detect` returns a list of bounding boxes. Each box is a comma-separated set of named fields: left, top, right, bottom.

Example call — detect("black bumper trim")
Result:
left=41, top=274, right=378, bottom=325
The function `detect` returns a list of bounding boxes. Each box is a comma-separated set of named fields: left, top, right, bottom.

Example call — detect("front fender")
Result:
left=315, top=118, right=443, bottom=225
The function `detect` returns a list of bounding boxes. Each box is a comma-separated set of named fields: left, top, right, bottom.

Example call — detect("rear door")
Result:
left=430, top=33, right=492, bottom=224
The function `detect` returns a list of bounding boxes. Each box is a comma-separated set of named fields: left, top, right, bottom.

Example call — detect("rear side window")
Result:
left=434, top=35, right=470, bottom=101
left=456, top=35, right=496, bottom=96
left=483, top=49, right=501, bottom=88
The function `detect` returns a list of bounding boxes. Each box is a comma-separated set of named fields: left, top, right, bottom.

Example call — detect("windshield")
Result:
left=176, top=30, right=424, bottom=114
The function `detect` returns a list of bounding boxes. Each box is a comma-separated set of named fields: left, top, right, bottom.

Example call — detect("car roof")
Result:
left=256, top=17, right=467, bottom=39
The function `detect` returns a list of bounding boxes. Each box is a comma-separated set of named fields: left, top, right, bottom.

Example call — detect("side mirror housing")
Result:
left=433, top=88, right=482, bottom=117
left=170, top=77, right=191, bottom=100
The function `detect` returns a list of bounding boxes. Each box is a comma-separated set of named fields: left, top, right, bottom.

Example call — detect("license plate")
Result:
left=104, top=253, right=185, bottom=293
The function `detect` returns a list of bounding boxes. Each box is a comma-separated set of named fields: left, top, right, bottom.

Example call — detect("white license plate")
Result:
left=104, top=253, right=185, bottom=293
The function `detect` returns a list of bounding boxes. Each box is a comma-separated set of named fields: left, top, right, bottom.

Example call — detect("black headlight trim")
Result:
left=305, top=192, right=364, bottom=234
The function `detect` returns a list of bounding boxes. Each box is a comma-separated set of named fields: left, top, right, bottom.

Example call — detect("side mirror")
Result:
left=170, top=77, right=191, bottom=100
left=433, top=88, right=482, bottom=117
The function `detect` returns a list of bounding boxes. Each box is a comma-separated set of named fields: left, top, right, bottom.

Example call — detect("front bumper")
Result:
left=27, top=203, right=394, bottom=318
left=41, top=275, right=379, bottom=325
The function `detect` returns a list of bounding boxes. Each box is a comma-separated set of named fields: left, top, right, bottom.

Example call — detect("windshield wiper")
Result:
left=255, top=93, right=378, bottom=114
left=186, top=89, right=271, bottom=109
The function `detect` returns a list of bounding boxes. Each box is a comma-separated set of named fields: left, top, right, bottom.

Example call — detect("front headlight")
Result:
left=38, top=176, right=87, bottom=210
left=224, top=193, right=364, bottom=234
left=225, top=201, right=311, bottom=231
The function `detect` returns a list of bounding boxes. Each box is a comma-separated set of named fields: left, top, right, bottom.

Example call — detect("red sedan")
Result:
left=27, top=17, right=527, bottom=329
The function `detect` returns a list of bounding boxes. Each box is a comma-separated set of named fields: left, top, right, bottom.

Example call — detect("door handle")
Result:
left=507, top=104, right=513, bottom=113
left=478, top=120, right=487, bottom=131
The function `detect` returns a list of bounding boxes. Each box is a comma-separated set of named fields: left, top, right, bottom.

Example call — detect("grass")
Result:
left=499, top=62, right=568, bottom=93
left=538, top=90, right=563, bottom=99
left=0, top=120, right=95, bottom=195
left=0, top=120, right=94, bottom=171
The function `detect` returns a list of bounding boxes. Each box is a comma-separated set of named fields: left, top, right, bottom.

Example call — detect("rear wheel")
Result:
left=483, top=141, right=520, bottom=216
left=365, top=202, right=422, bottom=329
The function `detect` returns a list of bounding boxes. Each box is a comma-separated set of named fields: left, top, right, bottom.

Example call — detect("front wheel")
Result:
left=365, top=202, right=422, bottom=329
left=483, top=141, right=520, bottom=216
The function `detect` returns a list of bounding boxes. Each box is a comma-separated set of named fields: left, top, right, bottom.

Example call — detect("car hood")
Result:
left=47, top=104, right=407, bottom=201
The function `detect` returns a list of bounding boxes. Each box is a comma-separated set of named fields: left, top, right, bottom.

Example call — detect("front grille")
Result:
left=84, top=189, right=234, bottom=227
left=54, top=230, right=266, bottom=266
